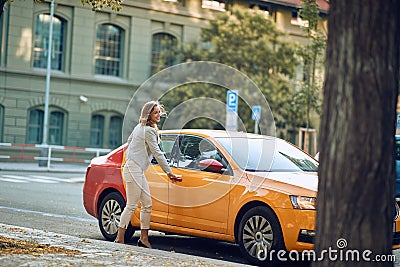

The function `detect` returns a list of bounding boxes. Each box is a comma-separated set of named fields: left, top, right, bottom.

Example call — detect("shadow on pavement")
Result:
left=124, top=233, right=311, bottom=267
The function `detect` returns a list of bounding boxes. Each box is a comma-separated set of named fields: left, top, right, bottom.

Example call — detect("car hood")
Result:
left=245, top=171, right=318, bottom=192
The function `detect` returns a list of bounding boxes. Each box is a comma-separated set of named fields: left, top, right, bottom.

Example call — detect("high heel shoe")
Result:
left=137, top=239, right=151, bottom=248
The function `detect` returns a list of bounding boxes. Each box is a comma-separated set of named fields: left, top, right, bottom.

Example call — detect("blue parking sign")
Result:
left=227, top=90, right=238, bottom=112
left=252, top=106, right=261, bottom=121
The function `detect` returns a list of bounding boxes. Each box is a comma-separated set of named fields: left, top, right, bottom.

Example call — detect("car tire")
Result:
left=238, top=206, right=285, bottom=266
left=98, top=192, right=135, bottom=242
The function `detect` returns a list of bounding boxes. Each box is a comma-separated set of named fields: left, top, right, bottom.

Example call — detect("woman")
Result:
left=115, top=101, right=181, bottom=248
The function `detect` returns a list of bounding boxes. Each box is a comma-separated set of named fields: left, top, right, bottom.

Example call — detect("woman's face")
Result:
left=149, top=105, right=161, bottom=123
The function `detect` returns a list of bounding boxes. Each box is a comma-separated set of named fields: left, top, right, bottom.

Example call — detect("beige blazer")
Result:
left=125, top=124, right=172, bottom=174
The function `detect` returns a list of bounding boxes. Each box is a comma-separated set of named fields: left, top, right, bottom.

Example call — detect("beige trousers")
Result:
left=118, top=159, right=152, bottom=230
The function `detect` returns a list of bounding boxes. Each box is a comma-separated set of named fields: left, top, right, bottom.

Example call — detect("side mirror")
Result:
left=198, top=159, right=224, bottom=173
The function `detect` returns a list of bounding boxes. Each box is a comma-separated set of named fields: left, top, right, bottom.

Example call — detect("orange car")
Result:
left=83, top=129, right=400, bottom=265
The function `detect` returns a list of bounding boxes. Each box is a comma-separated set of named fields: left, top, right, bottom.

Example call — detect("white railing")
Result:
left=0, top=143, right=111, bottom=170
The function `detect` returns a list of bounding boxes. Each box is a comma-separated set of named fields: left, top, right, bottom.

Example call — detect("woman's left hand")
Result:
left=167, top=172, right=182, bottom=182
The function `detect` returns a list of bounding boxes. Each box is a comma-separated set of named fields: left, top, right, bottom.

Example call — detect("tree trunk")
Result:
left=312, top=1, right=400, bottom=267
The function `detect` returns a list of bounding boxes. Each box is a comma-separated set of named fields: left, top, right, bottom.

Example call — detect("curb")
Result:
left=0, top=223, right=250, bottom=267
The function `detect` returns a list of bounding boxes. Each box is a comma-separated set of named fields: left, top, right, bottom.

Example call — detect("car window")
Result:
left=158, top=134, right=179, bottom=164
left=174, top=135, right=227, bottom=171
left=216, top=137, right=318, bottom=172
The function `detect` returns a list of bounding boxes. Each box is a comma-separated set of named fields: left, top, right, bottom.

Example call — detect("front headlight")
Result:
left=290, top=196, right=316, bottom=210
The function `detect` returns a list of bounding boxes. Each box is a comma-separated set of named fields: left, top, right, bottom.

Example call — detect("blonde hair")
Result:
left=139, top=101, right=166, bottom=128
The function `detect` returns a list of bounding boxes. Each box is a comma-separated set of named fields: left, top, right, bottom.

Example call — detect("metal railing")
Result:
left=0, top=143, right=111, bottom=170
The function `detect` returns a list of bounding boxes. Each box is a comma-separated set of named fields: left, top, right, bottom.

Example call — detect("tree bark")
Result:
left=312, top=1, right=400, bottom=267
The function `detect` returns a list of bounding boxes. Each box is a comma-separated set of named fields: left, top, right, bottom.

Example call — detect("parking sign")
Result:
left=252, top=106, right=261, bottom=121
left=227, top=90, right=238, bottom=112
left=226, top=90, right=238, bottom=131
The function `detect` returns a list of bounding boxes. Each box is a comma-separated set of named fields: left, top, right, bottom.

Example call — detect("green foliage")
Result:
left=294, top=0, right=327, bottom=129
left=81, top=0, right=123, bottom=11
left=299, top=0, right=319, bottom=31
left=1, top=0, right=123, bottom=13
left=158, top=8, right=300, bottom=137
left=160, top=83, right=227, bottom=130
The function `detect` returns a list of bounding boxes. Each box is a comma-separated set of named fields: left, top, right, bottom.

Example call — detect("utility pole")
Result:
left=39, top=0, right=54, bottom=166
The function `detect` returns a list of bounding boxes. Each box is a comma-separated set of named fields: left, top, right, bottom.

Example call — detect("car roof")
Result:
left=159, top=129, right=277, bottom=140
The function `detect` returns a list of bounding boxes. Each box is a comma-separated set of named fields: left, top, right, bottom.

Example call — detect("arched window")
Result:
left=90, top=112, right=123, bottom=148
left=49, top=111, right=64, bottom=144
left=0, top=8, right=5, bottom=66
left=109, top=115, right=122, bottom=148
left=33, top=14, right=66, bottom=70
left=90, top=115, right=104, bottom=147
left=27, top=108, right=66, bottom=144
left=27, top=109, right=44, bottom=144
left=151, top=33, right=177, bottom=75
left=95, top=24, right=123, bottom=77
left=0, top=104, right=4, bottom=142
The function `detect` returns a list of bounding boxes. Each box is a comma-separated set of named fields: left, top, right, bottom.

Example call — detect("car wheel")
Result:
left=238, top=206, right=285, bottom=266
left=98, top=192, right=135, bottom=242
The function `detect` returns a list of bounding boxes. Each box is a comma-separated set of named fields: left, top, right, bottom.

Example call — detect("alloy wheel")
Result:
left=101, top=199, right=122, bottom=235
left=242, top=215, right=274, bottom=259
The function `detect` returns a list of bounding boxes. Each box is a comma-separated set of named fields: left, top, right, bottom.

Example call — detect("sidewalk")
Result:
left=0, top=223, right=249, bottom=267
left=0, top=161, right=87, bottom=173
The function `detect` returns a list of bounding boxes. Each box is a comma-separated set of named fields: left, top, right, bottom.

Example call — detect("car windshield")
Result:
left=215, top=136, right=318, bottom=172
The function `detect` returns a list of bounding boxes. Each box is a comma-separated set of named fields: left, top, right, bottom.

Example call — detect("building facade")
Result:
left=0, top=0, right=328, bottom=149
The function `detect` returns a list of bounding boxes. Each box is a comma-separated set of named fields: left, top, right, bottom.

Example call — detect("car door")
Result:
left=144, top=134, right=179, bottom=225
left=167, top=134, right=232, bottom=234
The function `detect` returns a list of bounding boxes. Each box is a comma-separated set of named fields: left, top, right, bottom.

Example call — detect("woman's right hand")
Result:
left=167, top=172, right=182, bottom=182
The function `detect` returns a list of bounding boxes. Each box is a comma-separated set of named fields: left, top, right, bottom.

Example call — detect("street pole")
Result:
left=40, top=0, right=54, bottom=166
left=43, top=0, right=54, bottom=145
left=254, top=118, right=259, bottom=134
left=252, top=106, right=261, bottom=135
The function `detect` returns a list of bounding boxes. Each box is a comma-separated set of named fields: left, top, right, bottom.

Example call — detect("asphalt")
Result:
left=0, top=161, right=250, bottom=266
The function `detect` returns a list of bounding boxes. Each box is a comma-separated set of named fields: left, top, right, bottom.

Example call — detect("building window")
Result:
left=90, top=115, right=104, bottom=147
left=109, top=115, right=122, bottom=148
left=33, top=14, right=65, bottom=70
left=49, top=111, right=64, bottom=145
left=249, top=4, right=270, bottom=17
left=27, top=109, right=44, bottom=144
left=151, top=33, right=177, bottom=75
left=90, top=113, right=123, bottom=148
left=95, top=24, right=123, bottom=77
left=291, top=10, right=309, bottom=27
left=27, top=108, right=66, bottom=144
left=163, top=0, right=185, bottom=5
left=0, top=8, right=4, bottom=67
left=0, top=105, right=4, bottom=142
left=202, top=0, right=226, bottom=11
